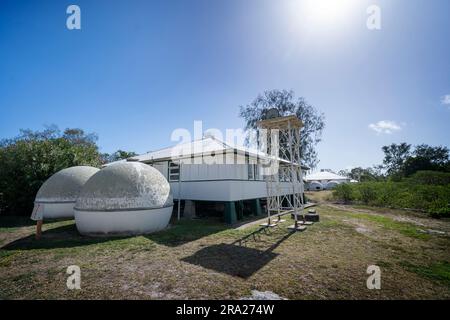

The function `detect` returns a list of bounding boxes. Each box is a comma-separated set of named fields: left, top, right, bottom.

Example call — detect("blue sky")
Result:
left=0, top=0, right=449, bottom=171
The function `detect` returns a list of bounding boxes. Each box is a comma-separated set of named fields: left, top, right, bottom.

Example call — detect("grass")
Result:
left=305, top=190, right=333, bottom=203
left=147, top=218, right=234, bottom=246
left=1, top=199, right=449, bottom=299
left=401, top=261, right=450, bottom=286
left=343, top=211, right=431, bottom=240
left=0, top=216, right=35, bottom=233
left=0, top=250, right=19, bottom=267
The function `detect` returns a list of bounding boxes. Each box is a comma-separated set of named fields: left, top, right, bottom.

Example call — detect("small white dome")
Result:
left=34, top=166, right=99, bottom=219
left=325, top=181, right=340, bottom=190
left=35, top=166, right=100, bottom=203
left=308, top=181, right=323, bottom=191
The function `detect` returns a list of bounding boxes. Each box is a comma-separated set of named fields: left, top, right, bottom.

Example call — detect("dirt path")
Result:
left=326, top=203, right=450, bottom=235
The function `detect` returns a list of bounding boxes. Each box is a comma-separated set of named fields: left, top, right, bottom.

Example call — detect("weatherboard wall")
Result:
left=147, top=159, right=302, bottom=201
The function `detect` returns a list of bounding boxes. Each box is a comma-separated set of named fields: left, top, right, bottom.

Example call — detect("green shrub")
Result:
left=357, top=184, right=377, bottom=205
left=428, top=201, right=450, bottom=218
left=407, top=170, right=450, bottom=186
left=332, top=183, right=354, bottom=203
left=331, top=179, right=450, bottom=218
left=0, top=127, right=102, bottom=216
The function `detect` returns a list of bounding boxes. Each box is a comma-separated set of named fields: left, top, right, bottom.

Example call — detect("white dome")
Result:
left=308, top=181, right=323, bottom=191
left=74, top=162, right=173, bottom=236
left=75, top=162, right=172, bottom=211
left=35, top=166, right=100, bottom=203
left=325, top=181, right=340, bottom=190
left=34, top=166, right=99, bottom=219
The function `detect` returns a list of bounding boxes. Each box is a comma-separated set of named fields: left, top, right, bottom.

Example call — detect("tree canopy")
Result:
left=0, top=126, right=102, bottom=215
left=239, top=89, right=325, bottom=169
left=336, top=143, right=449, bottom=182
left=101, top=150, right=138, bottom=164
left=338, top=166, right=383, bottom=182
left=0, top=125, right=140, bottom=216
left=382, top=143, right=449, bottom=178
left=381, top=142, right=411, bottom=175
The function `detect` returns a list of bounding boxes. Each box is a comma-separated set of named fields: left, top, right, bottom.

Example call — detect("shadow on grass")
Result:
left=0, top=215, right=35, bottom=228
left=1, top=223, right=129, bottom=250
left=181, top=229, right=295, bottom=278
left=2, top=218, right=231, bottom=250
left=145, top=218, right=230, bottom=247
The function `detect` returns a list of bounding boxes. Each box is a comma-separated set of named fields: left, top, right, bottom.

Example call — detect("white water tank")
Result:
left=74, top=162, right=173, bottom=236
left=308, top=181, right=323, bottom=191
left=34, top=166, right=100, bottom=219
left=325, top=181, right=340, bottom=190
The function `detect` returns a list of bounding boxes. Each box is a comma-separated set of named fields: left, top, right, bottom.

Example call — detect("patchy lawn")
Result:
left=1, top=198, right=449, bottom=299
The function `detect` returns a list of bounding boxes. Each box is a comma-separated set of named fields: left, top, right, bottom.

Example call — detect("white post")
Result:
left=287, top=120, right=299, bottom=228
left=177, top=161, right=181, bottom=221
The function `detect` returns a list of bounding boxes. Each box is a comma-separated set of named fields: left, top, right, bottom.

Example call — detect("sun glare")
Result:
left=287, top=0, right=358, bottom=29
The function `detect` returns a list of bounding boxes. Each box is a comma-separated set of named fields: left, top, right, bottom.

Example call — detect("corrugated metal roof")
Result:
left=106, top=136, right=309, bottom=170
left=305, top=171, right=349, bottom=181
left=130, top=137, right=228, bottom=162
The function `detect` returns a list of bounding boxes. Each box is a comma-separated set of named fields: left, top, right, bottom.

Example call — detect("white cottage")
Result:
left=107, top=136, right=308, bottom=223
left=304, top=170, right=350, bottom=191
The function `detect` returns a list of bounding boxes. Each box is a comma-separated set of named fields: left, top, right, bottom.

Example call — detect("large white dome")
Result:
left=34, top=166, right=99, bottom=219
left=74, top=162, right=173, bottom=236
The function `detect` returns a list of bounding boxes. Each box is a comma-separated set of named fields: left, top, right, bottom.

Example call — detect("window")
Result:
left=248, top=164, right=254, bottom=180
left=248, top=164, right=259, bottom=180
left=254, top=164, right=260, bottom=180
left=169, top=161, right=180, bottom=181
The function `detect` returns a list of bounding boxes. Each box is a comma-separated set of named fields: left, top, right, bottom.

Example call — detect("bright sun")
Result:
left=287, top=0, right=358, bottom=29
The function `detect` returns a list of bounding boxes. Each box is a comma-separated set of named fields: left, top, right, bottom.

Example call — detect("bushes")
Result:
left=332, top=183, right=354, bottom=204
left=0, top=127, right=102, bottom=216
left=407, top=171, right=450, bottom=186
left=428, top=202, right=450, bottom=218
left=358, top=184, right=377, bottom=205
left=332, top=179, right=450, bottom=218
